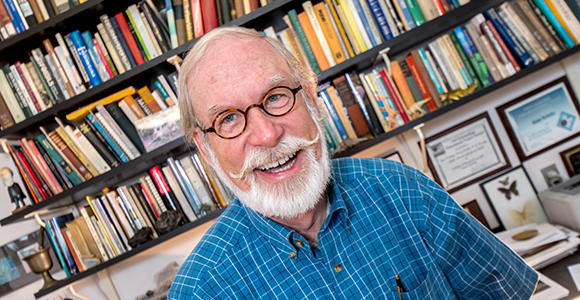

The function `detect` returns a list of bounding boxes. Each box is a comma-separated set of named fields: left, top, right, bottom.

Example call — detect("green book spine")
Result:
left=125, top=9, right=151, bottom=61
left=398, top=59, right=423, bottom=101
left=404, top=0, right=425, bottom=26
left=288, top=9, right=321, bottom=74
left=37, top=134, right=84, bottom=186
left=449, top=32, right=479, bottom=86
left=154, top=80, right=170, bottom=100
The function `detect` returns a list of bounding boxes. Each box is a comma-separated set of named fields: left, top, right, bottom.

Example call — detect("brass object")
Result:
left=512, top=229, right=539, bottom=241
left=289, top=252, right=296, bottom=259
left=23, top=247, right=59, bottom=290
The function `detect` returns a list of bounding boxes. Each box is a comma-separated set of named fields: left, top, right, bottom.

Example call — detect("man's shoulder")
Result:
left=168, top=200, right=251, bottom=299
left=331, top=157, right=418, bottom=182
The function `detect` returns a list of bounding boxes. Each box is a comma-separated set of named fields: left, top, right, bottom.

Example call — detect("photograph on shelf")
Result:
left=560, top=143, right=580, bottom=177
left=461, top=200, right=490, bottom=230
left=480, top=166, right=548, bottom=230
left=377, top=149, right=403, bottom=164
left=497, top=77, right=580, bottom=161
left=0, top=229, right=60, bottom=296
left=424, top=112, right=510, bottom=193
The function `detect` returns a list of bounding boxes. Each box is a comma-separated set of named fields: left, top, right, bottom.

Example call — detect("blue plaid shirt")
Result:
left=169, top=158, right=538, bottom=299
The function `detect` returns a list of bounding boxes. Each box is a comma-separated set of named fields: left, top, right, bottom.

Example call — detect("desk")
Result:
left=539, top=252, right=580, bottom=299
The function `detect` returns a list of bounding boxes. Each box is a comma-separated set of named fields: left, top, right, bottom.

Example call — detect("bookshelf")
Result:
left=0, top=0, right=578, bottom=297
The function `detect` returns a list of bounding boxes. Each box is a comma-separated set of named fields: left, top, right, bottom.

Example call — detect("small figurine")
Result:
left=0, top=167, right=28, bottom=213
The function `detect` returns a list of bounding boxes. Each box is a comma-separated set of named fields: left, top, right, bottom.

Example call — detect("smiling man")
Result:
left=168, top=27, right=538, bottom=299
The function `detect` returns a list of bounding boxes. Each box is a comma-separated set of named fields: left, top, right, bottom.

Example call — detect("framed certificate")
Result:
left=497, top=77, right=580, bottom=161
left=559, top=144, right=580, bottom=176
left=480, top=166, right=548, bottom=230
left=425, top=113, right=511, bottom=193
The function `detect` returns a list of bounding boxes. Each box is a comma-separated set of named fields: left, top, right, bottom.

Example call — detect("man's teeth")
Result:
left=260, top=153, right=297, bottom=173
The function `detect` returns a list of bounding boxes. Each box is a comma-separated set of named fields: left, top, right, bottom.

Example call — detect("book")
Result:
left=201, top=0, right=218, bottom=32
left=333, top=75, right=371, bottom=137
left=168, top=158, right=203, bottom=216
left=128, top=5, right=160, bottom=59
left=172, top=0, right=186, bottom=45
left=86, top=112, right=130, bottom=164
left=103, top=188, right=136, bottom=239
left=30, top=49, right=59, bottom=104
left=454, top=26, right=492, bottom=87
left=298, top=11, right=331, bottom=71
left=287, top=10, right=321, bottom=73
left=118, top=99, right=140, bottom=124
left=26, top=138, right=63, bottom=194
left=416, top=0, right=439, bottom=21
left=0, top=93, right=15, bottom=128
left=345, top=72, right=383, bottom=136
left=37, top=133, right=83, bottom=186
left=95, top=105, right=141, bottom=159
left=43, top=39, right=76, bottom=97
left=378, top=68, right=409, bottom=123
left=115, top=12, right=145, bottom=65
left=0, top=67, right=25, bottom=122
left=10, top=64, right=39, bottom=115
left=3, top=65, right=33, bottom=117
left=54, top=46, right=86, bottom=95
left=6, top=144, right=40, bottom=203
left=485, top=7, right=534, bottom=68
left=49, top=213, right=79, bottom=275
left=55, top=33, right=86, bottom=93
left=138, top=85, right=162, bottom=113
left=409, top=50, right=442, bottom=108
left=143, top=174, right=167, bottom=214
left=72, top=127, right=111, bottom=174
left=35, top=138, right=70, bottom=190
left=88, top=195, right=125, bottom=255
left=139, top=1, right=171, bottom=53
left=546, top=0, right=580, bottom=44
left=105, top=102, right=146, bottom=154
left=319, top=88, right=349, bottom=140
left=96, top=22, right=126, bottom=75
left=150, top=165, right=189, bottom=220
left=54, top=124, right=100, bottom=177
left=4, top=0, right=26, bottom=33
left=69, top=31, right=102, bottom=87
left=405, top=0, right=425, bottom=26
left=417, top=48, right=448, bottom=93
left=314, top=1, right=346, bottom=64
left=464, top=22, right=503, bottom=82
left=532, top=0, right=575, bottom=48
left=44, top=220, right=70, bottom=276
left=391, top=59, right=420, bottom=110
left=514, top=0, right=562, bottom=56
left=110, top=16, right=137, bottom=69
left=123, top=95, right=147, bottom=119
left=180, top=156, right=216, bottom=213
left=62, top=227, right=85, bottom=272
left=79, top=205, right=109, bottom=262
left=79, top=122, right=119, bottom=168
left=499, top=2, right=549, bottom=62
left=93, top=36, right=115, bottom=78
left=447, top=33, right=479, bottom=86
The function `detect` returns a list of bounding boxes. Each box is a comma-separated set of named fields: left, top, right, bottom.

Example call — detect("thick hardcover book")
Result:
left=55, top=125, right=100, bottom=177
left=180, top=156, right=216, bottom=213
left=93, top=36, right=115, bottom=78
left=304, top=1, right=337, bottom=67
left=69, top=31, right=102, bottom=87
left=405, top=0, right=425, bottom=26
left=139, top=1, right=170, bottom=53
left=79, top=122, right=120, bottom=168
left=96, top=22, right=126, bottom=75
left=394, top=0, right=417, bottom=30
left=448, top=33, right=480, bottom=86
left=438, top=35, right=470, bottom=88
left=62, top=228, right=84, bottom=272
left=37, top=133, right=83, bottom=186
left=150, top=165, right=189, bottom=221
left=416, top=0, right=439, bottom=21
left=3, top=0, right=26, bottom=33
left=172, top=0, right=186, bottom=45
left=288, top=9, right=321, bottom=73
left=464, top=22, right=503, bottom=82
left=0, top=68, right=25, bottom=122
left=50, top=214, right=78, bottom=275
left=367, top=0, right=393, bottom=41
left=130, top=184, right=158, bottom=224
left=499, top=3, right=548, bottom=62
left=105, top=102, right=146, bottom=154
left=10, top=64, right=39, bottom=115
left=103, top=189, right=135, bottom=239
left=19, top=0, right=38, bottom=28
left=528, top=0, right=568, bottom=50
left=416, top=48, right=447, bottom=94
left=3, top=65, right=33, bottom=117
left=64, top=34, right=93, bottom=86
left=123, top=95, right=147, bottom=119
left=345, top=72, right=383, bottom=136
left=79, top=205, right=109, bottom=261
left=80, top=31, right=110, bottom=83
left=485, top=7, right=534, bottom=68
left=47, top=129, right=92, bottom=181
left=25, top=61, right=51, bottom=107
left=201, top=0, right=219, bottom=32
left=136, top=97, right=152, bottom=115
left=0, top=0, right=16, bottom=37
left=30, top=49, right=61, bottom=103
left=0, top=93, right=15, bottom=128
left=114, top=12, right=145, bottom=65
left=127, top=5, right=159, bottom=60
left=16, top=146, right=50, bottom=199
left=182, top=0, right=192, bottom=40
left=125, top=19, right=147, bottom=62
left=326, top=85, right=358, bottom=139
left=332, top=75, right=370, bottom=137
left=143, top=175, right=167, bottom=214
left=191, top=153, right=221, bottom=208
left=168, top=158, right=203, bottom=216
left=26, top=139, right=63, bottom=194
left=481, top=19, right=520, bottom=74
left=164, top=0, right=178, bottom=48
left=72, top=127, right=111, bottom=174
left=20, top=62, right=49, bottom=112
left=19, top=139, right=55, bottom=195
left=109, top=17, right=137, bottom=68
left=88, top=196, right=125, bottom=255
left=7, top=144, right=40, bottom=203
left=138, top=85, right=162, bottom=114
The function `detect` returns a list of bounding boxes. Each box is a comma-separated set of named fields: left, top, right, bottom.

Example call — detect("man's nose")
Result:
left=244, top=107, right=282, bottom=148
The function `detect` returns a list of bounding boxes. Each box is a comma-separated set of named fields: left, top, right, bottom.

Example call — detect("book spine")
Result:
left=139, top=2, right=170, bottom=53
left=182, top=0, right=192, bottom=41
left=45, top=220, right=71, bottom=277
left=332, top=76, right=370, bottom=136
left=53, top=46, right=84, bottom=95
left=360, top=73, right=390, bottom=131
left=69, top=31, right=102, bottom=87
left=436, top=36, right=467, bottom=89
left=191, top=154, right=221, bottom=208
left=136, top=97, right=152, bottom=115
left=10, top=64, right=38, bottom=115
left=165, top=0, right=178, bottom=48
left=62, top=228, right=84, bottom=272
left=79, top=122, right=119, bottom=168
left=144, top=175, right=167, bottom=213
left=86, top=112, right=130, bottom=164
left=105, top=102, right=146, bottom=154
left=367, top=0, right=394, bottom=41
left=172, top=0, right=186, bottom=45
left=94, top=33, right=118, bottom=76
left=345, top=72, right=381, bottom=135
left=73, top=128, right=111, bottom=174
left=314, top=2, right=347, bottom=64
left=169, top=158, right=203, bottom=216
left=123, top=95, right=147, bottom=119
left=34, top=139, right=69, bottom=190
left=55, top=33, right=86, bottom=93
left=96, top=22, right=126, bottom=75
left=416, top=0, right=439, bottom=21
left=26, top=60, right=53, bottom=108
left=481, top=19, right=519, bottom=75
left=18, top=62, right=47, bottom=111
left=94, top=110, right=139, bottom=160
left=201, top=0, right=218, bottom=32
left=161, top=165, right=197, bottom=221
left=326, top=85, right=358, bottom=139
left=454, top=26, right=491, bottom=86
left=101, top=15, right=132, bottom=71
left=288, top=9, right=322, bottom=73
left=500, top=3, right=549, bottom=61
left=137, top=85, right=161, bottom=113
left=17, top=143, right=50, bottom=199
left=91, top=197, right=126, bottom=255
left=298, top=11, right=331, bottom=71
left=464, top=22, right=502, bottom=82
left=104, top=190, right=136, bottom=238
left=417, top=48, right=446, bottom=93
left=28, top=139, right=62, bottom=193
left=63, top=35, right=91, bottom=87
left=378, top=69, right=410, bottom=123
left=37, top=133, right=83, bottom=185
left=4, top=0, right=25, bottom=32
left=404, top=0, right=425, bottom=25
left=533, top=0, right=575, bottom=47
left=0, top=92, right=15, bottom=128
left=0, top=68, right=25, bottom=122
left=127, top=5, right=158, bottom=60
left=93, top=37, right=114, bottom=79
left=485, top=7, right=534, bottom=68
left=43, top=39, right=75, bottom=97
left=49, top=217, right=78, bottom=274
left=3, top=65, right=32, bottom=116
left=7, top=144, right=40, bottom=203
left=515, top=0, right=560, bottom=56
left=55, top=126, right=99, bottom=177
left=319, top=89, right=349, bottom=140
left=394, top=0, right=417, bottom=29
left=79, top=206, right=110, bottom=261
left=80, top=31, right=109, bottom=83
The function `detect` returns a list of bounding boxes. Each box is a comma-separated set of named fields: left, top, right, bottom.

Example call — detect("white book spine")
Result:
left=263, top=26, right=277, bottom=38
left=105, top=191, right=136, bottom=238
left=162, top=166, right=197, bottom=222
left=35, top=0, right=48, bottom=20
left=357, top=0, right=383, bottom=45
left=157, top=75, right=177, bottom=104
left=0, top=71, right=25, bottom=122
left=551, top=0, right=580, bottom=43
left=181, top=156, right=215, bottom=209
left=439, top=35, right=469, bottom=89
left=95, top=108, right=140, bottom=160
left=100, top=16, right=132, bottom=71
left=90, top=214, right=116, bottom=258
left=303, top=1, right=337, bottom=66
left=13, top=0, right=29, bottom=29
left=151, top=89, right=168, bottom=110
left=9, top=65, right=37, bottom=115
left=118, top=100, right=139, bottom=125
left=116, top=193, right=141, bottom=231
left=54, top=46, right=84, bottom=95
left=428, top=41, right=460, bottom=90
left=144, top=175, right=167, bottom=213
left=18, top=63, right=47, bottom=111
left=85, top=39, right=110, bottom=82
left=44, top=54, right=71, bottom=99
left=91, top=198, right=125, bottom=255
left=56, top=33, right=86, bottom=92
left=96, top=23, right=125, bottom=74
left=480, top=35, right=509, bottom=79
left=140, top=11, right=163, bottom=56
left=118, top=186, right=146, bottom=230
left=80, top=207, right=110, bottom=261
left=128, top=5, right=158, bottom=59
left=95, top=112, right=136, bottom=160
left=99, top=195, right=131, bottom=251
left=73, top=127, right=111, bottom=174
left=497, top=9, right=540, bottom=63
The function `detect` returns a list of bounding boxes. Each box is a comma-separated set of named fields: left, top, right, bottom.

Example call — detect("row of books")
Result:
left=0, top=0, right=85, bottom=39
left=43, top=153, right=232, bottom=278
left=262, top=0, right=471, bottom=74
left=316, top=0, right=580, bottom=154
left=0, top=1, right=175, bottom=129
left=0, top=81, right=179, bottom=203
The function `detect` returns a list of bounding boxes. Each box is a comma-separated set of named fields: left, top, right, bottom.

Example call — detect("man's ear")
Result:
left=192, top=128, right=213, bottom=167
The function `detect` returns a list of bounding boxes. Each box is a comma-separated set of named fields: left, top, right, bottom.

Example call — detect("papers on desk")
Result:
left=496, top=223, right=580, bottom=269
left=531, top=272, right=569, bottom=300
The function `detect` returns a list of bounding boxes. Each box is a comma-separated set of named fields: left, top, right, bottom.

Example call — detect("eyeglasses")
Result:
left=201, top=85, right=303, bottom=139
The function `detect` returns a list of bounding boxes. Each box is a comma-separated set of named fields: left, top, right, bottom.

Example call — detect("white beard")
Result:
left=204, top=120, right=331, bottom=219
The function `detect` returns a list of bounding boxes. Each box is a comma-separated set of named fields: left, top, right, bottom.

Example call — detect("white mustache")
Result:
left=230, top=134, right=320, bottom=180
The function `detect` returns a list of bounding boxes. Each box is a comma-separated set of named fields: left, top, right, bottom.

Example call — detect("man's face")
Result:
left=0, top=168, right=13, bottom=187
left=190, top=38, right=330, bottom=218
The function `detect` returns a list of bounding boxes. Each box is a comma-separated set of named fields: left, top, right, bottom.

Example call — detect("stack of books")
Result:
left=308, top=0, right=580, bottom=155
left=0, top=0, right=85, bottom=39
left=43, top=153, right=231, bottom=278
left=1, top=81, right=178, bottom=204
left=0, top=0, right=174, bottom=129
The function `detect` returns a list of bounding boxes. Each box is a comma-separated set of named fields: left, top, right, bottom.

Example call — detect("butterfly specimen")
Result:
left=498, top=177, right=509, bottom=186
left=508, top=201, right=534, bottom=226
left=498, top=180, right=518, bottom=200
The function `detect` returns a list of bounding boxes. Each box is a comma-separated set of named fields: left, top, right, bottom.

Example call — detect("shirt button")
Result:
left=334, top=264, right=342, bottom=273
left=296, top=239, right=304, bottom=247
left=289, top=252, right=296, bottom=259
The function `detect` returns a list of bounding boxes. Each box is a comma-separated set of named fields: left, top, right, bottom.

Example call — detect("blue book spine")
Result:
left=319, top=90, right=349, bottom=140
left=448, top=0, right=460, bottom=9
left=110, top=17, right=137, bottom=68
left=81, top=31, right=106, bottom=83
left=484, top=8, right=534, bottom=68
left=352, top=0, right=380, bottom=46
left=371, top=70, right=398, bottom=115
left=174, top=159, right=205, bottom=217
left=395, top=0, right=416, bottom=30
left=458, top=26, right=494, bottom=85
left=87, top=112, right=130, bottom=163
left=417, top=48, right=445, bottom=94
left=367, top=0, right=393, bottom=41
left=154, top=81, right=170, bottom=100
left=167, top=158, right=201, bottom=217
left=49, top=216, right=78, bottom=275
left=69, top=30, right=102, bottom=87
left=3, top=0, right=25, bottom=32
left=45, top=220, right=71, bottom=277
left=533, top=0, right=575, bottom=48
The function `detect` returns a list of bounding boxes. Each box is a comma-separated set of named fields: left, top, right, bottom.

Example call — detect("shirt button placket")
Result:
left=296, top=239, right=304, bottom=247
left=334, top=264, right=342, bottom=273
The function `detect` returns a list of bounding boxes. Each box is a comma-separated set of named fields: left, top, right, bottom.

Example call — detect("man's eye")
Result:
left=221, top=113, right=238, bottom=124
left=267, top=94, right=282, bottom=103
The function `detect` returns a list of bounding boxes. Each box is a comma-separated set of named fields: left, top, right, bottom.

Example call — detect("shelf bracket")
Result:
left=97, top=269, right=121, bottom=300
left=400, top=123, right=433, bottom=180
left=33, top=213, right=45, bottom=228
left=377, top=47, right=392, bottom=75
left=167, top=55, right=183, bottom=73
left=69, top=284, right=92, bottom=300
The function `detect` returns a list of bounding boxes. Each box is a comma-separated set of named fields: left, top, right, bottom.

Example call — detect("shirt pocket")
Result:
left=387, top=264, right=457, bottom=300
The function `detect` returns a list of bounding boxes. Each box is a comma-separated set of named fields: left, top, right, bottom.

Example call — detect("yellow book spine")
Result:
left=87, top=196, right=119, bottom=256
left=545, top=0, right=580, bottom=44
left=335, top=0, right=368, bottom=52
left=327, top=0, right=355, bottom=57
left=66, top=87, right=138, bottom=123
left=314, top=1, right=346, bottom=64
left=55, top=127, right=100, bottom=177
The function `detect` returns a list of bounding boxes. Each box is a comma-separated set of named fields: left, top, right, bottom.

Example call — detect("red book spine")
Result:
left=484, top=20, right=521, bottom=72
left=439, top=0, right=451, bottom=12
left=62, top=228, right=84, bottom=272
left=141, top=183, right=159, bottom=217
left=432, top=0, right=446, bottom=15
left=405, top=55, right=438, bottom=111
left=379, top=69, right=410, bottom=123
left=114, top=13, right=145, bottom=65
left=191, top=0, right=205, bottom=38
left=200, top=0, right=218, bottom=32
left=8, top=145, right=40, bottom=203
left=15, top=62, right=42, bottom=113
left=249, top=0, right=258, bottom=11
left=29, top=140, right=62, bottom=194
left=16, top=150, right=50, bottom=200
left=150, top=166, right=170, bottom=195
left=18, top=140, right=53, bottom=198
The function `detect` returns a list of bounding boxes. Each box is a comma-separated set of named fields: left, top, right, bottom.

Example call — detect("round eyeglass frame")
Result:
left=201, top=85, right=303, bottom=139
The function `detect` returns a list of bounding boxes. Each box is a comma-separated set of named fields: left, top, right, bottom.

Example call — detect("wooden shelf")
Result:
left=34, top=208, right=224, bottom=298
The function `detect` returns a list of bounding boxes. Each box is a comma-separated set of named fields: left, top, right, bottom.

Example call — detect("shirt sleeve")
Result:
left=409, top=168, right=539, bottom=300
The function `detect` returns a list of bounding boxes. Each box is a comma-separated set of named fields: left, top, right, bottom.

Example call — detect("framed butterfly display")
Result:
left=497, top=77, right=580, bottom=161
left=480, top=166, right=548, bottom=230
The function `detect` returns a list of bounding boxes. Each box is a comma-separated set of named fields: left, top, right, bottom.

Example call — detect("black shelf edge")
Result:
left=34, top=208, right=224, bottom=298
left=231, top=0, right=294, bottom=26
left=0, top=139, right=187, bottom=225
left=335, top=43, right=580, bottom=158
left=317, top=0, right=506, bottom=82
left=0, top=0, right=105, bottom=51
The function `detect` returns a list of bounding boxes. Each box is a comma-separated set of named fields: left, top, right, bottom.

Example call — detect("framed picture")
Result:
left=497, top=77, right=580, bottom=161
left=0, top=229, right=60, bottom=296
left=461, top=200, right=490, bottom=229
left=480, top=166, right=548, bottom=230
left=425, top=112, right=511, bottom=193
left=559, top=143, right=580, bottom=177
left=378, top=149, right=403, bottom=164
